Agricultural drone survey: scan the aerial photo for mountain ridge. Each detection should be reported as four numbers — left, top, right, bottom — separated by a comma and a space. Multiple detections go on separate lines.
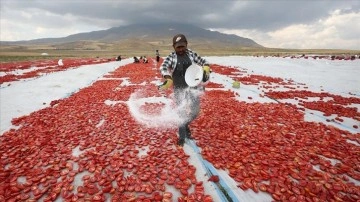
1, 23, 263, 49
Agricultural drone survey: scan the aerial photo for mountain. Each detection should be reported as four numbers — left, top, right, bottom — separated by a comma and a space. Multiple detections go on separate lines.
3, 23, 262, 47
1, 23, 264, 57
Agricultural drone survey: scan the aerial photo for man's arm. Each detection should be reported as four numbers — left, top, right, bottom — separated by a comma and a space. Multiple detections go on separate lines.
188, 49, 211, 83
159, 54, 174, 78
158, 54, 174, 90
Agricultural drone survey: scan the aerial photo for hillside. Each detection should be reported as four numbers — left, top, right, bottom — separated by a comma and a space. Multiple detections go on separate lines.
1, 23, 358, 61
0, 23, 266, 58
2, 23, 261, 47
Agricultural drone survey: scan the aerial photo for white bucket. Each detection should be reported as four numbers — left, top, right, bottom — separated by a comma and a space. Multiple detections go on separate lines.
185, 64, 203, 87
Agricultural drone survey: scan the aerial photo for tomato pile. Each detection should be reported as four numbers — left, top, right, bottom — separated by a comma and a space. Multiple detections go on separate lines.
195, 65, 359, 201
0, 60, 212, 202
0, 58, 113, 84
259, 55, 359, 60
0, 58, 359, 202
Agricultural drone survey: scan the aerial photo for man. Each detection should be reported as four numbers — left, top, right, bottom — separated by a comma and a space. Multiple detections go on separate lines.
156, 50, 160, 62
142, 56, 148, 63
158, 34, 211, 146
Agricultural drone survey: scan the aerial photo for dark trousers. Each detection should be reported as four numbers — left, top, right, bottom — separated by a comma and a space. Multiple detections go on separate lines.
174, 87, 201, 140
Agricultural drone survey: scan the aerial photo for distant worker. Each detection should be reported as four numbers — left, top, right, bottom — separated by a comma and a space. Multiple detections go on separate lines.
133, 56, 140, 63
116, 55, 121, 61
156, 50, 160, 62
143, 56, 148, 63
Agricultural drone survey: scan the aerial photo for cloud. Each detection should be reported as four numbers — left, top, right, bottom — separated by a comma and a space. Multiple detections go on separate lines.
213, 9, 360, 50
1, 0, 359, 50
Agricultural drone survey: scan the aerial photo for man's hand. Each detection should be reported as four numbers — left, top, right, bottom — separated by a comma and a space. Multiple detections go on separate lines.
202, 65, 211, 82
158, 77, 173, 90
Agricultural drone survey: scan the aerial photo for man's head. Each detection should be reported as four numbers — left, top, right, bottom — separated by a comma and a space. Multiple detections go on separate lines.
173, 34, 187, 55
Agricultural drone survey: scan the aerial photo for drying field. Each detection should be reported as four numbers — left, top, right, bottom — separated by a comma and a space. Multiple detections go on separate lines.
0, 56, 359, 202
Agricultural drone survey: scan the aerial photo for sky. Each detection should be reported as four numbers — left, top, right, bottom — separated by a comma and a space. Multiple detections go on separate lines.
1, 0, 359, 50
